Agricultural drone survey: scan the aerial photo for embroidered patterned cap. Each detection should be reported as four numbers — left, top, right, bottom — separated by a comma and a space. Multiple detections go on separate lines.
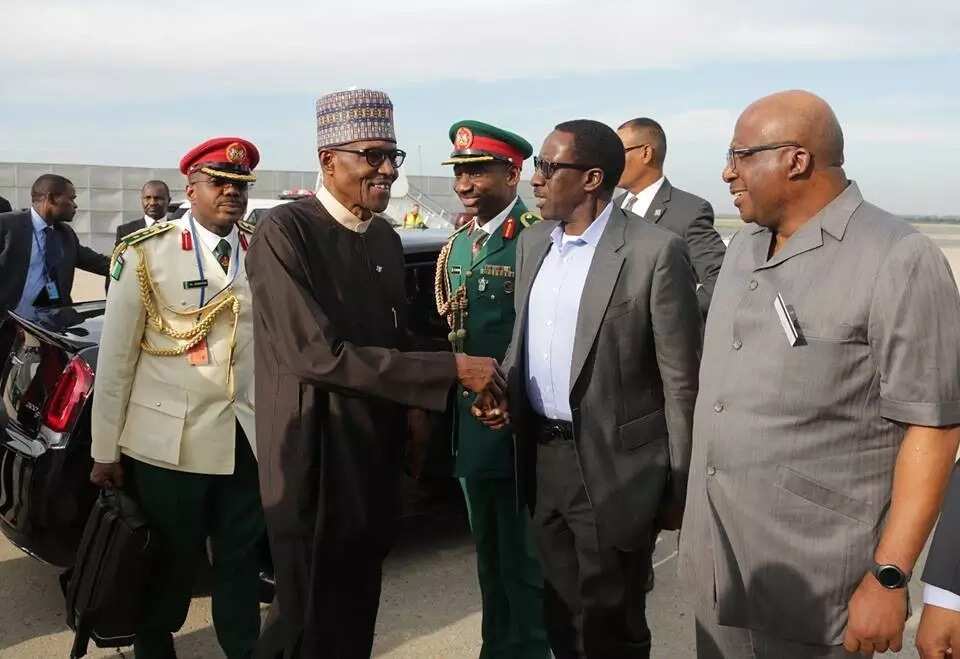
315, 88, 397, 151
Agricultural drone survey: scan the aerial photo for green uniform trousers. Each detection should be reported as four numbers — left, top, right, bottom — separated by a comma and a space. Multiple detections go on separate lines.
460, 477, 550, 659
125, 432, 264, 659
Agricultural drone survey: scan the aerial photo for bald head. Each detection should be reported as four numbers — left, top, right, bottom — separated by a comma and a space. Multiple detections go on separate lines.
737, 90, 844, 168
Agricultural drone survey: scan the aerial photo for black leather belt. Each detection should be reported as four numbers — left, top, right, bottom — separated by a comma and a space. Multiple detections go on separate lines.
532, 415, 574, 443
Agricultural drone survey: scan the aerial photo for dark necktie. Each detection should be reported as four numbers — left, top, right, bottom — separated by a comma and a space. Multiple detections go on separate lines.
214, 239, 231, 274
472, 231, 488, 256
43, 226, 63, 281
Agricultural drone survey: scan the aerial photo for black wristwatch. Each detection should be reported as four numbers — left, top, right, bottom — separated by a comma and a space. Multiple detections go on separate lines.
871, 563, 910, 589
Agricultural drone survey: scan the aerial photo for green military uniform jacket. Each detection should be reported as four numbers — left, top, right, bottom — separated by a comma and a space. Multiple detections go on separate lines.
445, 198, 537, 479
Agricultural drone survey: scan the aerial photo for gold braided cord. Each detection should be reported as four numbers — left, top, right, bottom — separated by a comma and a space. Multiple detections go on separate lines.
198, 166, 257, 182
133, 245, 240, 397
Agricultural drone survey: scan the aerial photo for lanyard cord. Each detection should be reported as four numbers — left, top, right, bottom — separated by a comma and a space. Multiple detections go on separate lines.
186, 213, 241, 308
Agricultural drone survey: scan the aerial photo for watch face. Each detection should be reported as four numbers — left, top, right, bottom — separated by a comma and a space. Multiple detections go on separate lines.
876, 565, 905, 588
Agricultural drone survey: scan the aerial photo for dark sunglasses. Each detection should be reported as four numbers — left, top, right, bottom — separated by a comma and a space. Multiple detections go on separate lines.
533, 156, 593, 180
330, 147, 406, 169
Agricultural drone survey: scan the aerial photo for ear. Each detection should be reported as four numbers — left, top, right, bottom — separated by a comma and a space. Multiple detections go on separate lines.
505, 164, 522, 187
185, 182, 197, 203
319, 150, 336, 177
787, 147, 814, 179
641, 144, 655, 166
583, 168, 605, 194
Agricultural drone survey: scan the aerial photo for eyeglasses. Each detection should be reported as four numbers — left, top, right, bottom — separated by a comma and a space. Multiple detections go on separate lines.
329, 147, 406, 169
533, 156, 593, 180
623, 144, 648, 154
726, 142, 802, 170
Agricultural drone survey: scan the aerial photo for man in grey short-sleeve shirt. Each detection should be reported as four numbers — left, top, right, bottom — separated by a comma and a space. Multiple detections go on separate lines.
680, 90, 960, 658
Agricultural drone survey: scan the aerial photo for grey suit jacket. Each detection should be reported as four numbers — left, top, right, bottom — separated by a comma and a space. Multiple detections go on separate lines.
503, 204, 703, 550
617, 179, 725, 316
924, 460, 960, 597
0, 210, 109, 317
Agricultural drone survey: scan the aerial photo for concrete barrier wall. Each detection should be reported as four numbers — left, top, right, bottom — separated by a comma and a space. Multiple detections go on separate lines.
0, 162, 536, 254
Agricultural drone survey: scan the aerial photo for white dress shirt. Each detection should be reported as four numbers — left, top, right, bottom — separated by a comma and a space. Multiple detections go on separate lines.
924, 583, 960, 612
190, 215, 240, 279
14, 209, 54, 317
621, 176, 665, 217
475, 196, 519, 236
143, 214, 158, 228
525, 203, 613, 421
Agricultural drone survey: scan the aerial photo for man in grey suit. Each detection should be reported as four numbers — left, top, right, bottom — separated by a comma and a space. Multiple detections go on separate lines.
917, 461, 960, 658
479, 119, 702, 658
616, 117, 726, 316
680, 90, 960, 658
0, 174, 109, 319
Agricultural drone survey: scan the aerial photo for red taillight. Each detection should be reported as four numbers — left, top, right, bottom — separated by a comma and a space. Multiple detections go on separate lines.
42, 356, 94, 433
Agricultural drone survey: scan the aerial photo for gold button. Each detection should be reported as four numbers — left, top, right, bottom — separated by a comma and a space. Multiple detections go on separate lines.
466, 270, 473, 277
155, 402, 162, 407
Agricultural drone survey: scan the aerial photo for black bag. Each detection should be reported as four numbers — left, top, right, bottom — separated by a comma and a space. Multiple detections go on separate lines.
62, 488, 152, 658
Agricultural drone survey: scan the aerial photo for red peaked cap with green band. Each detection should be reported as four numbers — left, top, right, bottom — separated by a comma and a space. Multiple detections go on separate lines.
442, 120, 533, 168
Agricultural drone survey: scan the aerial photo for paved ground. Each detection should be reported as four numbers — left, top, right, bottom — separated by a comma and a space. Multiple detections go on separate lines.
0, 220, 955, 657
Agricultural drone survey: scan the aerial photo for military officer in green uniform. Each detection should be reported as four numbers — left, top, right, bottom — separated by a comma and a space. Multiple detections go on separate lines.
436, 120, 548, 659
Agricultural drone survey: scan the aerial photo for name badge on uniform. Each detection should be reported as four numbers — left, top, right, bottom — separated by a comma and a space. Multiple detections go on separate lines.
773, 292, 803, 346
183, 279, 209, 290
186, 338, 210, 366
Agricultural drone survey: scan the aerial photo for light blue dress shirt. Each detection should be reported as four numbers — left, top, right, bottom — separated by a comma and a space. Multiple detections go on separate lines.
14, 209, 52, 317
525, 202, 613, 421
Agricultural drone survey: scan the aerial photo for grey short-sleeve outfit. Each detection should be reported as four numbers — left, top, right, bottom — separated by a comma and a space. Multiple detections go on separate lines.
679, 182, 960, 650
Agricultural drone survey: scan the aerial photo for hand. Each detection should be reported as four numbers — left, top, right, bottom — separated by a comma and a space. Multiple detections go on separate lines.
455, 354, 505, 399
842, 571, 907, 655
916, 603, 960, 658
405, 408, 432, 480
471, 391, 510, 430
90, 461, 125, 488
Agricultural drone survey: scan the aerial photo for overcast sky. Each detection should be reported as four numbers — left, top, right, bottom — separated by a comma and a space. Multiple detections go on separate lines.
2, 0, 958, 215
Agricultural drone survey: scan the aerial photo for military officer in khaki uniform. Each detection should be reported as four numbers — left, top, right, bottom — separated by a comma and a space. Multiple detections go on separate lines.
90, 137, 263, 659
436, 120, 548, 659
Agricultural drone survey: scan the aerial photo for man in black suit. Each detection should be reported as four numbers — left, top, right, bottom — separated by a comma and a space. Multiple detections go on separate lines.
480, 120, 702, 658
0, 195, 11, 213
616, 117, 726, 316
115, 179, 170, 244
0, 174, 109, 318
917, 460, 960, 657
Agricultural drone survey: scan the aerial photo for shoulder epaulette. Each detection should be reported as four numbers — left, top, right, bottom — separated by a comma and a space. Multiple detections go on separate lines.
125, 221, 177, 247
519, 211, 540, 228
238, 219, 256, 235
110, 222, 176, 281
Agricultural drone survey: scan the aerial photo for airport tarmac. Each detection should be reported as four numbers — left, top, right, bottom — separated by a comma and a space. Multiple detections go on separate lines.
0, 219, 953, 657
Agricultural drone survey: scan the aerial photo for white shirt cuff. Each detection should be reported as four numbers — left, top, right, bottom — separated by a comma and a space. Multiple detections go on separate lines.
923, 583, 960, 612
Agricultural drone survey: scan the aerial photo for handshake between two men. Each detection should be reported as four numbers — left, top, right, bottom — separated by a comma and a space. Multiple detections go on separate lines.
454, 354, 510, 430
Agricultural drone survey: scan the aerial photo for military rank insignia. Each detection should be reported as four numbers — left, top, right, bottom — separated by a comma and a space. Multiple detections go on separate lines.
503, 217, 517, 240
519, 211, 539, 228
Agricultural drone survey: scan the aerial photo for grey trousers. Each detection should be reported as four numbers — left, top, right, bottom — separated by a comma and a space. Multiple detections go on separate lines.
695, 613, 860, 659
